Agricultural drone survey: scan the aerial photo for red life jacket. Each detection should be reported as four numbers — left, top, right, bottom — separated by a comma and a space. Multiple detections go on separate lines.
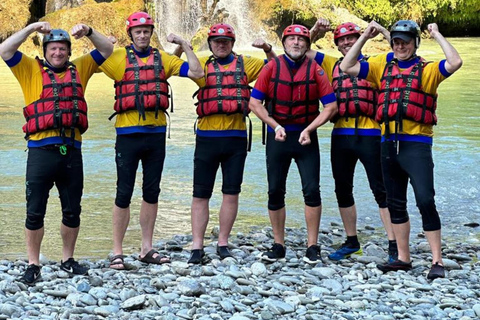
22, 58, 88, 140
195, 55, 251, 117
377, 57, 437, 134
113, 46, 170, 120
266, 55, 320, 125
332, 57, 377, 123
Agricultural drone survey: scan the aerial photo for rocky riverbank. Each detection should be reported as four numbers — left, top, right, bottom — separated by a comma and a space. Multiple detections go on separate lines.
1, 225, 479, 320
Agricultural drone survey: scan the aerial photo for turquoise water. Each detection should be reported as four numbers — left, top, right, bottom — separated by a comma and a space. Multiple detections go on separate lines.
0, 38, 479, 260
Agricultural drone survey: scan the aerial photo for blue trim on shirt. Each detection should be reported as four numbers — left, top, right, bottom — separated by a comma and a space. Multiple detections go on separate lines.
439, 60, 450, 78
116, 125, 166, 135
320, 92, 336, 105
267, 124, 307, 132
90, 49, 106, 66
283, 54, 305, 69
314, 52, 325, 65
131, 45, 151, 58
196, 129, 247, 138
386, 52, 395, 62
397, 56, 421, 69
381, 134, 432, 145
332, 128, 381, 136
263, 59, 268, 65
216, 53, 234, 65
27, 137, 81, 149
358, 61, 369, 79
4, 51, 23, 67
251, 88, 265, 101
179, 62, 189, 77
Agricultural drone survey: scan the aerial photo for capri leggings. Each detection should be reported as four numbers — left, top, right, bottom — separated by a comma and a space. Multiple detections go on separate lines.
193, 136, 247, 199
114, 133, 166, 208
331, 134, 387, 208
25, 146, 83, 230
381, 140, 440, 231
266, 130, 321, 211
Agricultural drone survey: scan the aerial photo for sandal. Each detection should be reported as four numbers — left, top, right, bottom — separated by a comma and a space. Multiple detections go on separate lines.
139, 249, 170, 265
109, 254, 126, 270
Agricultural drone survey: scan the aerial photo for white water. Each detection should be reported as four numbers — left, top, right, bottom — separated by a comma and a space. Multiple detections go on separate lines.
153, 0, 269, 51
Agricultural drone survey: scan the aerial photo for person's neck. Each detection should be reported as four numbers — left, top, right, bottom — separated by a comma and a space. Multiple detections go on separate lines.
44, 59, 67, 73
283, 53, 305, 68
131, 44, 151, 58
213, 53, 234, 65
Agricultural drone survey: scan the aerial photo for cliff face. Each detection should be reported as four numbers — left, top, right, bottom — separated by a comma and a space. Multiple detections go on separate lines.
0, 0, 162, 58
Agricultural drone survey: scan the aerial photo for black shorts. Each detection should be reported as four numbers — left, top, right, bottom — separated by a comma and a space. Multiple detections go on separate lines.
193, 136, 247, 199
331, 134, 387, 208
25, 146, 83, 230
266, 131, 321, 210
381, 140, 440, 231
114, 133, 166, 208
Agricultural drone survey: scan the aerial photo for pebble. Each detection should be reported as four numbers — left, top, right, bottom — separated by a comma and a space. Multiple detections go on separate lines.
1, 226, 479, 319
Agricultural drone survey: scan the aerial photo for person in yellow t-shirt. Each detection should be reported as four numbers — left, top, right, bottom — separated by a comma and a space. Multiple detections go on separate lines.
0, 21, 113, 284
307, 19, 397, 263
186, 23, 276, 264
98, 12, 204, 270
340, 20, 462, 280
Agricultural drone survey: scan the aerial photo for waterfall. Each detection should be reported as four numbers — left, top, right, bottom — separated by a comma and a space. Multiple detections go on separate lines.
153, 0, 270, 52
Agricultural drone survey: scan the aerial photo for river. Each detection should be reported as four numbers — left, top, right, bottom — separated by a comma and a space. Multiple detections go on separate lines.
0, 38, 479, 261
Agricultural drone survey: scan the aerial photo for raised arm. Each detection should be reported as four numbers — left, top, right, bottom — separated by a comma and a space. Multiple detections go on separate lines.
0, 22, 51, 60
370, 20, 390, 43
428, 23, 462, 73
340, 21, 380, 76
70, 24, 113, 59
167, 33, 204, 79
309, 18, 331, 43
252, 38, 277, 60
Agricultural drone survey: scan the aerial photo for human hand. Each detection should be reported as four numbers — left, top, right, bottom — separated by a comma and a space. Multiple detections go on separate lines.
31, 22, 51, 34
428, 23, 440, 38
71, 24, 90, 39
298, 130, 311, 145
275, 127, 287, 142
363, 21, 381, 39
167, 33, 193, 49
252, 39, 269, 50
313, 18, 331, 32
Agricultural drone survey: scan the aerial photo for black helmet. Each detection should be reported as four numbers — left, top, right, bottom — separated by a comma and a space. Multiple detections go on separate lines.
390, 20, 421, 48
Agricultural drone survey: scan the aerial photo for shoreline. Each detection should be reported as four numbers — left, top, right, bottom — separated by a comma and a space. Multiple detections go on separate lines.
1, 226, 479, 319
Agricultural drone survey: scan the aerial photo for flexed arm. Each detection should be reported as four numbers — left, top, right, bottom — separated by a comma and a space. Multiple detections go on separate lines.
0, 22, 51, 60
70, 24, 113, 59
167, 33, 204, 79
252, 38, 277, 60
428, 23, 462, 73
340, 21, 380, 76
310, 18, 331, 43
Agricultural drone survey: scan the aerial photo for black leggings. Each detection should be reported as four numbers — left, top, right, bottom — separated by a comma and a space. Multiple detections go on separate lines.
114, 133, 166, 208
381, 140, 440, 231
266, 131, 321, 210
331, 134, 387, 208
25, 146, 83, 230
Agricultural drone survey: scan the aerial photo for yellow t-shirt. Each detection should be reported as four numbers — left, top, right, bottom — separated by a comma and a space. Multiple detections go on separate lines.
193, 54, 266, 136
99, 47, 187, 133
363, 53, 447, 139
7, 51, 100, 147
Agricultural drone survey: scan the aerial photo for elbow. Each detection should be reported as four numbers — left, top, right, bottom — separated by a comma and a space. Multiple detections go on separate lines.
193, 69, 204, 79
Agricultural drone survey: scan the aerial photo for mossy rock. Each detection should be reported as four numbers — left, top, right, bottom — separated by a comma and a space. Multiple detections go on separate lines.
0, 0, 33, 42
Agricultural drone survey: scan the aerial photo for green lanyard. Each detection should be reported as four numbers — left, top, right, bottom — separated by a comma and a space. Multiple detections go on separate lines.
59, 145, 67, 156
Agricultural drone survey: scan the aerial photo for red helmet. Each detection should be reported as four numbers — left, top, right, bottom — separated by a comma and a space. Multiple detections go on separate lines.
208, 23, 236, 41
126, 12, 154, 33
333, 22, 361, 45
282, 24, 310, 44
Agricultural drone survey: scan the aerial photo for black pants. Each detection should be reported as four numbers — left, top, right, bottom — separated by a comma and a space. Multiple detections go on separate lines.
25, 146, 83, 230
266, 131, 321, 210
331, 134, 387, 208
114, 133, 166, 208
381, 140, 440, 231
193, 136, 247, 199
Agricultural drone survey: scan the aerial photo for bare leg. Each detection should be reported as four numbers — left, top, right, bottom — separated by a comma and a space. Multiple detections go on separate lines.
392, 221, 411, 262
379, 207, 396, 241
191, 197, 210, 250
268, 207, 286, 245
218, 194, 239, 247
305, 205, 321, 247
25, 227, 44, 265
425, 229, 443, 265
139, 200, 158, 257
112, 204, 130, 257
338, 205, 357, 237
60, 224, 80, 261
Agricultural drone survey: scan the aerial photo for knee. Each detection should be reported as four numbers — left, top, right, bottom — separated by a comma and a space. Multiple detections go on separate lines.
335, 191, 354, 208
143, 186, 160, 204
304, 187, 321, 207
268, 189, 285, 211
62, 211, 80, 228
222, 185, 241, 195
115, 186, 134, 208
25, 212, 45, 230
193, 185, 213, 199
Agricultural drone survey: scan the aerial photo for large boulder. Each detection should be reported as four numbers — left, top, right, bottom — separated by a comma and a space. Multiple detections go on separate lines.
0, 0, 34, 43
